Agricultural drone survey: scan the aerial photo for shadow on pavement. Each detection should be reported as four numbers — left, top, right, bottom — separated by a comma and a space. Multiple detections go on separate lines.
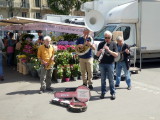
6, 90, 40, 95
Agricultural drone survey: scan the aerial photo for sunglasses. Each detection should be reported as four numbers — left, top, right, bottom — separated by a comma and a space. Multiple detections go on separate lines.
105, 37, 111, 39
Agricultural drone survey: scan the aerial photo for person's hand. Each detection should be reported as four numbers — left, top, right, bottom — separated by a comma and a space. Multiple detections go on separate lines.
98, 49, 103, 55
77, 44, 84, 48
85, 41, 92, 46
125, 49, 130, 54
42, 60, 48, 66
104, 46, 109, 51
51, 57, 54, 61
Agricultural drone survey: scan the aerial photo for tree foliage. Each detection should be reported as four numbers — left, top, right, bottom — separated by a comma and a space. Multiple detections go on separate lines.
47, 0, 93, 15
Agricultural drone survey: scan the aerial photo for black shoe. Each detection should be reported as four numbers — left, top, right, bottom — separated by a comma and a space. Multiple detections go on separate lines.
88, 85, 93, 90
83, 83, 87, 86
127, 86, 132, 90
39, 90, 44, 94
46, 87, 54, 91
100, 94, 105, 99
115, 85, 119, 87
111, 94, 116, 100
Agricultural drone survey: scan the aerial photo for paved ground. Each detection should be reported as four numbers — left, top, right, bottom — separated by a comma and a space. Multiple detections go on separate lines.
0, 62, 160, 120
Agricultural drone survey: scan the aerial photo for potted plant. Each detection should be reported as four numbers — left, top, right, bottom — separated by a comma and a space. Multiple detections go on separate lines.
57, 65, 63, 83
63, 65, 71, 82
71, 64, 79, 81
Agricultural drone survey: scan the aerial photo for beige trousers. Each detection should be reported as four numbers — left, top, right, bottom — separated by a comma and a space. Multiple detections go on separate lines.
79, 58, 93, 85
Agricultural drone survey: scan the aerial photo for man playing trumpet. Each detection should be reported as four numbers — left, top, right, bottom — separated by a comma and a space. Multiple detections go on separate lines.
75, 28, 95, 90
37, 36, 55, 94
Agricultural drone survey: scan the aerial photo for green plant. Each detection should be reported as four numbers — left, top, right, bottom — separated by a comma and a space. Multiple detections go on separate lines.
71, 64, 80, 77
62, 34, 79, 41
51, 36, 64, 42
64, 65, 71, 78
57, 65, 63, 79
30, 57, 41, 70
20, 33, 35, 41
55, 51, 72, 65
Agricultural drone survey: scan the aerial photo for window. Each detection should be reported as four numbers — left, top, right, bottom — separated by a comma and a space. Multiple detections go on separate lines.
22, 12, 27, 17
10, 12, 13, 17
35, 12, 41, 19
116, 26, 130, 40
21, 0, 26, 7
35, 0, 41, 7
94, 25, 116, 41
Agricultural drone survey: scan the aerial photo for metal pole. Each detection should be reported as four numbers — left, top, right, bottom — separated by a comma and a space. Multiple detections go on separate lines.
40, 5, 42, 19
138, 0, 142, 71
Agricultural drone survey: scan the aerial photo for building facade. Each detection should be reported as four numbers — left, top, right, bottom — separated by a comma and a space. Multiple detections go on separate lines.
0, 0, 54, 19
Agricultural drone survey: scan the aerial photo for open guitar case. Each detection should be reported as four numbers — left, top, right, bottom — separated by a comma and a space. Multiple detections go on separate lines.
51, 86, 89, 113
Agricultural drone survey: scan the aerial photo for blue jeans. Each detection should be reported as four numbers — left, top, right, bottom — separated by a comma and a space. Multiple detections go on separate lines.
0, 53, 3, 77
7, 53, 14, 66
115, 61, 131, 87
99, 63, 115, 95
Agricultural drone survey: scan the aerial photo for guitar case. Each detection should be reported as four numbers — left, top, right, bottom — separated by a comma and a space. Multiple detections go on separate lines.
51, 86, 90, 112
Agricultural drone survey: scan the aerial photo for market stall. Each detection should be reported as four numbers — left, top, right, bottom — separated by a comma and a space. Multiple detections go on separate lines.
0, 16, 91, 82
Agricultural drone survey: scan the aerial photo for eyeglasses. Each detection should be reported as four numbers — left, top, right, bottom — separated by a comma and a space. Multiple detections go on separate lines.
105, 37, 111, 39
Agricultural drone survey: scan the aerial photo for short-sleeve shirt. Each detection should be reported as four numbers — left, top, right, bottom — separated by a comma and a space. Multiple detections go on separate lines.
76, 36, 93, 59
97, 41, 118, 64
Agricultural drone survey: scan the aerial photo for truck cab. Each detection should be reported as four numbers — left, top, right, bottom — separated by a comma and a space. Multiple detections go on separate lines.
94, 24, 136, 46
94, 23, 137, 64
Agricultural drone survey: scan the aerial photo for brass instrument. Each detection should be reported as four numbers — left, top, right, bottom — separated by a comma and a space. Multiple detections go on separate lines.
45, 47, 55, 70
45, 59, 54, 70
76, 36, 93, 56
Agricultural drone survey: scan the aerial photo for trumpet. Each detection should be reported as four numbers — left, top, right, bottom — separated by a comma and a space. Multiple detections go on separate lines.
98, 43, 107, 63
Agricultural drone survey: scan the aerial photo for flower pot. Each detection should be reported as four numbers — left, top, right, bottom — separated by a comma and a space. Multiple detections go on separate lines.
73, 77, 78, 81
36, 68, 41, 78
79, 75, 82, 80
57, 78, 62, 83
65, 78, 70, 82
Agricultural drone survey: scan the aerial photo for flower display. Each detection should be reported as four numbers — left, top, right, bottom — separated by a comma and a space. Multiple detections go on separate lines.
17, 55, 27, 59
30, 57, 41, 70
57, 65, 63, 79
57, 45, 76, 52
57, 41, 76, 45
63, 65, 71, 78
71, 64, 80, 77
23, 44, 34, 54
15, 33, 81, 82
57, 45, 67, 51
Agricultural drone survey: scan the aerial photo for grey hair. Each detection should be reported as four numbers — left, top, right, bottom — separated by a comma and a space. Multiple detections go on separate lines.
83, 28, 90, 31
116, 36, 124, 41
104, 30, 112, 38
44, 36, 51, 41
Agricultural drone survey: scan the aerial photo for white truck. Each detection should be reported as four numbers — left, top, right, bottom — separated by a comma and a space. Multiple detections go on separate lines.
42, 14, 85, 25
83, 0, 160, 69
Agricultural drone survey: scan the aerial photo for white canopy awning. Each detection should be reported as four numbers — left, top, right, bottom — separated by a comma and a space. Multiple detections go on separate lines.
0, 16, 87, 35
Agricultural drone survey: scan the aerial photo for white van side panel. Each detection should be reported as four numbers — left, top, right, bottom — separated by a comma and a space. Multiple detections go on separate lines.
141, 1, 160, 51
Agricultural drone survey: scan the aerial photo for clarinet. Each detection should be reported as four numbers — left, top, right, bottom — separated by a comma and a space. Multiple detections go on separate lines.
98, 43, 107, 63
